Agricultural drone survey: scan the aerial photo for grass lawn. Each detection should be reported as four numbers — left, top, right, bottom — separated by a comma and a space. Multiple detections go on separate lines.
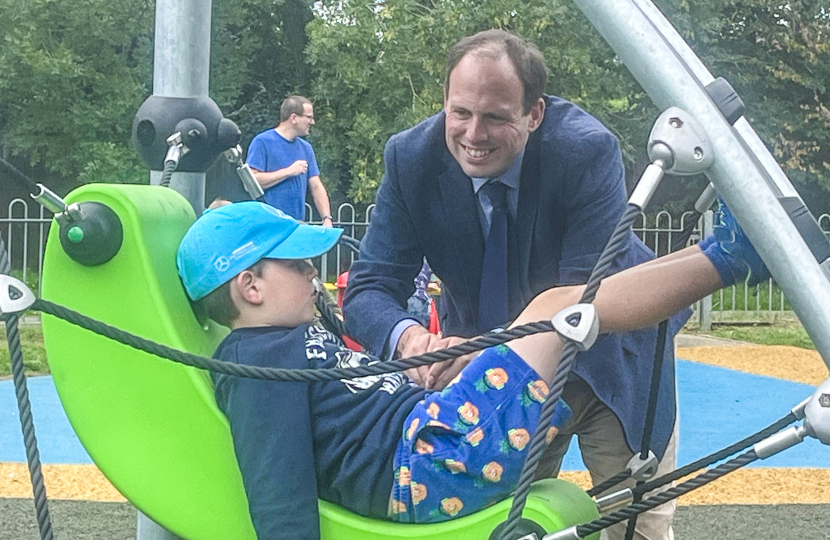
711, 281, 791, 312
0, 324, 50, 378
699, 322, 814, 350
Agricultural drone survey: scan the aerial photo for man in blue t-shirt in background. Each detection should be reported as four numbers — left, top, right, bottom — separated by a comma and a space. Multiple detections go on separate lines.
247, 95, 334, 227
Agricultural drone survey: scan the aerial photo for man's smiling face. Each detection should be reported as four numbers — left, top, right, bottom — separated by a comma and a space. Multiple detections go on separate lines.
444, 49, 544, 179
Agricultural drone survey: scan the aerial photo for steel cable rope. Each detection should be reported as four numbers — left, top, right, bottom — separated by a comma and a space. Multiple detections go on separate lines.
337, 234, 361, 254
586, 208, 707, 501
159, 159, 178, 188
586, 469, 633, 498
1, 233, 55, 540
671, 211, 703, 252
315, 281, 349, 339
632, 411, 796, 497
1, 156, 41, 197
314, 232, 361, 341
575, 451, 758, 539
591, 205, 790, 505
622, 321, 669, 540
499, 204, 641, 540
31, 297, 556, 381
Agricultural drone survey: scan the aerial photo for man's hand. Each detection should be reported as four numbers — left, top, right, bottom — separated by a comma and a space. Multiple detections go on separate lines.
397, 327, 479, 390
424, 336, 478, 390
397, 325, 443, 387
288, 160, 309, 176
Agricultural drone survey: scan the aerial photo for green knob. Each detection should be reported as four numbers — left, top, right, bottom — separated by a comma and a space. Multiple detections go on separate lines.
67, 226, 85, 243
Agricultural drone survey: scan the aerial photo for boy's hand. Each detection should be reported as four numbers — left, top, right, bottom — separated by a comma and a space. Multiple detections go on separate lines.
701, 198, 770, 286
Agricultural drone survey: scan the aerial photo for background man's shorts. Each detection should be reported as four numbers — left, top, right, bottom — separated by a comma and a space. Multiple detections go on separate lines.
390, 344, 572, 523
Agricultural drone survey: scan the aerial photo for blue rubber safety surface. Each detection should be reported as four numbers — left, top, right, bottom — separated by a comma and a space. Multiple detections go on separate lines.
1, 360, 829, 467
0, 376, 91, 464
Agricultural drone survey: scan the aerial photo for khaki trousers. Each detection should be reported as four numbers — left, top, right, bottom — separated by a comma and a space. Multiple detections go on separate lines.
536, 378, 678, 540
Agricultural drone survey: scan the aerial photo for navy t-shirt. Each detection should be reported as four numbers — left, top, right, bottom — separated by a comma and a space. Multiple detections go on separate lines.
246, 129, 320, 220
212, 324, 426, 540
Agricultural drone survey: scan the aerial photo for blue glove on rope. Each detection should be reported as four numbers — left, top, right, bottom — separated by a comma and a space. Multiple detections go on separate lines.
700, 198, 771, 287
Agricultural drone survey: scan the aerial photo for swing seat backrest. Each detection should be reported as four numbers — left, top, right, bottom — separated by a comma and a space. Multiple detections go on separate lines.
41, 184, 600, 540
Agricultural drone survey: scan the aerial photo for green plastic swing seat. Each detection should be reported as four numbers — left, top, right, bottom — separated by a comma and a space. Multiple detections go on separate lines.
40, 184, 600, 540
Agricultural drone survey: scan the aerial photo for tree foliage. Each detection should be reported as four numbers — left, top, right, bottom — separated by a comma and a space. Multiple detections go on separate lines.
0, 0, 826, 214
212, 0, 315, 142
306, 0, 652, 204
0, 0, 313, 196
0, 0, 154, 190
658, 0, 830, 206
307, 0, 830, 212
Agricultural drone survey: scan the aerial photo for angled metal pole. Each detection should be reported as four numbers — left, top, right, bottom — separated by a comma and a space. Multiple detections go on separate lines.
138, 1, 212, 538
572, 0, 830, 369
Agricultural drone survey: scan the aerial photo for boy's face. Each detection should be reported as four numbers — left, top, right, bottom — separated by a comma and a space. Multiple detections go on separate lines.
257, 259, 319, 327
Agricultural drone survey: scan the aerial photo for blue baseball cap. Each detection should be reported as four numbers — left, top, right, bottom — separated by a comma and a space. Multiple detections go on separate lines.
177, 201, 343, 301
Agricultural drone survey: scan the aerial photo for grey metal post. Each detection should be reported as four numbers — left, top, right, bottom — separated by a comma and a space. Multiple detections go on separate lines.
147, 0, 212, 216
138, 0, 212, 538
572, 0, 830, 369
699, 211, 713, 331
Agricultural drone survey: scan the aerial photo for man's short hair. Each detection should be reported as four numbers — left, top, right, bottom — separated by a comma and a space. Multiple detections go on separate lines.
280, 95, 312, 123
445, 29, 547, 115
194, 260, 268, 328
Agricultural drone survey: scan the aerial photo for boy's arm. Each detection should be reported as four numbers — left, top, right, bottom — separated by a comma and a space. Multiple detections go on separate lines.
509, 245, 726, 381
218, 375, 320, 539
510, 201, 766, 381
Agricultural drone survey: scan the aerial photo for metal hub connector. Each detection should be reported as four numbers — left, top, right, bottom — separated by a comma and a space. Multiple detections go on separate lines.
551, 304, 599, 351
647, 107, 714, 176
804, 378, 830, 444
0, 275, 36, 317
630, 107, 715, 210
626, 450, 659, 482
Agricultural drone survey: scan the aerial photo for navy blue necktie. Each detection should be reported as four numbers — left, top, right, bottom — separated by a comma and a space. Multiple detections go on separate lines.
478, 181, 509, 332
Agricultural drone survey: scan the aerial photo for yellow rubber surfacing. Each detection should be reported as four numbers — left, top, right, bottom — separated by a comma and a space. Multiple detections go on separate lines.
3, 342, 827, 505
677, 345, 829, 386
2, 465, 829, 506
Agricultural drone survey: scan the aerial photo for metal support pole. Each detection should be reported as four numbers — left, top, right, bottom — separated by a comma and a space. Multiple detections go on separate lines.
572, 0, 830, 369
138, 0, 212, 538
148, 0, 212, 216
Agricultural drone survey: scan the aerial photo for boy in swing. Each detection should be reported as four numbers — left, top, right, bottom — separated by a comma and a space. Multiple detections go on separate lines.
176, 200, 767, 540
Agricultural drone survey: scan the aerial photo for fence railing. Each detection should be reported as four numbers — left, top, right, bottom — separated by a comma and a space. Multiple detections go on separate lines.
2, 198, 825, 326
1, 199, 52, 296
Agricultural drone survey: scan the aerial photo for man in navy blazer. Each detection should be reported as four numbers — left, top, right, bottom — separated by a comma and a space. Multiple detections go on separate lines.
343, 29, 687, 540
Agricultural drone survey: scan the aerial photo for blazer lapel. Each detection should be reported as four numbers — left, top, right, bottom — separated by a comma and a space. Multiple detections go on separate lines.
515, 127, 543, 298
438, 149, 483, 313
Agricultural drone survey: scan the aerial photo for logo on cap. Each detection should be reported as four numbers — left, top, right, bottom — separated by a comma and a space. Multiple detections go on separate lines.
214, 256, 230, 272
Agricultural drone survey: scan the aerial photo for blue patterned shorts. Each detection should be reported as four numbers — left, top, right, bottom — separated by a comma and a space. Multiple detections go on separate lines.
389, 345, 572, 523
